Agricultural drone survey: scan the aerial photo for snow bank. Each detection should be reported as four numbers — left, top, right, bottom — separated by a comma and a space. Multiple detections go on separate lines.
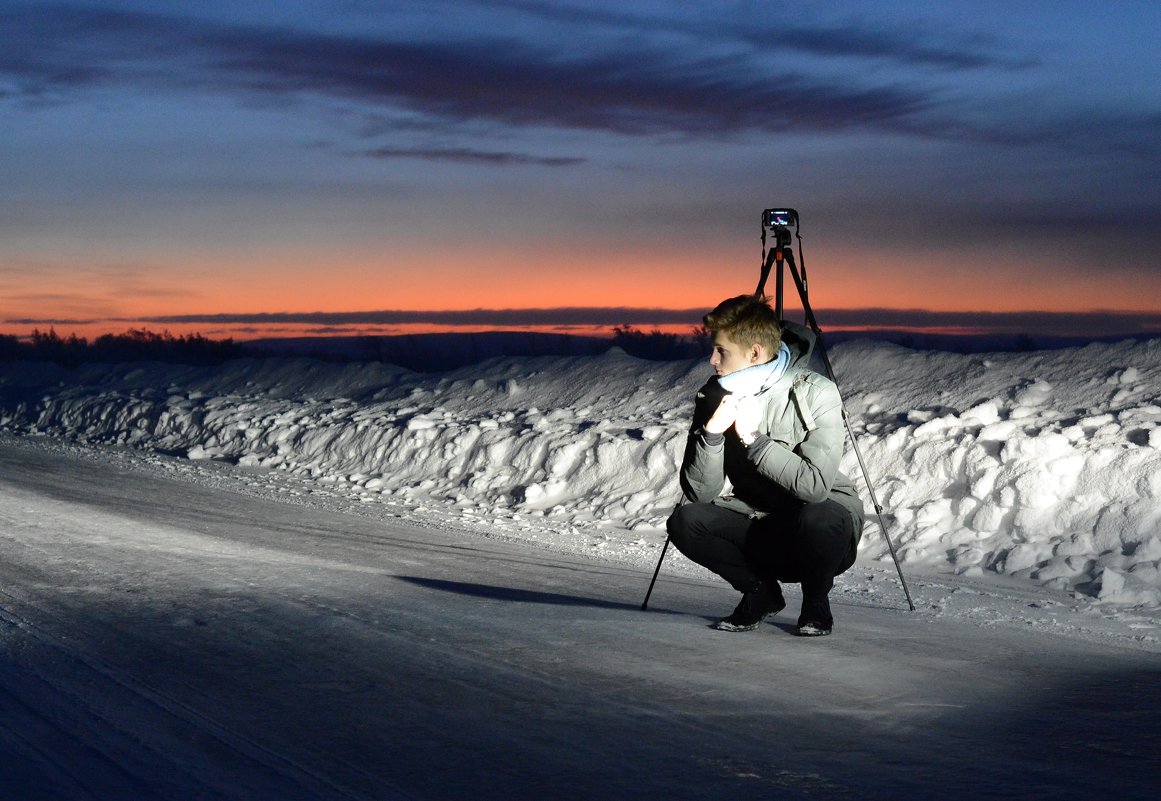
2, 338, 1159, 606
833, 340, 1161, 607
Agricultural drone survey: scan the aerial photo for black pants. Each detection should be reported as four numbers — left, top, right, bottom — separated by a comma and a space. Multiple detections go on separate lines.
667, 501, 859, 627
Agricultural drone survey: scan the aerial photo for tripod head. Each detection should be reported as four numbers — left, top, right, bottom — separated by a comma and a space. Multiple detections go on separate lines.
761, 208, 797, 250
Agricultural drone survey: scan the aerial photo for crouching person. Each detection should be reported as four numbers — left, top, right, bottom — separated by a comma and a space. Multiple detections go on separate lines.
668, 294, 864, 636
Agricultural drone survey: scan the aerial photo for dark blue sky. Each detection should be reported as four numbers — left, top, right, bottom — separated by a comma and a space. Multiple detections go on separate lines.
2, 0, 1159, 338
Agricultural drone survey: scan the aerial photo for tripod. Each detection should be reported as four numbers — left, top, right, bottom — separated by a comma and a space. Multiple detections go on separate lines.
641, 209, 916, 612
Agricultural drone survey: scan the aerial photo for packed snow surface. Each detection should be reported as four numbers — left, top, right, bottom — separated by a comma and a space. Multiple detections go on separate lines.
5, 440, 1158, 800
2, 337, 1159, 609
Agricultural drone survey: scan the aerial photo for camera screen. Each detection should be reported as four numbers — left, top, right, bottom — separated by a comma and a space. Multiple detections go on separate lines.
763, 208, 797, 228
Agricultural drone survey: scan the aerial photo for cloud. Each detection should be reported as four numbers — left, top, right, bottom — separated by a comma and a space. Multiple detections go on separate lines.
4, 3, 1155, 181
814, 308, 1161, 337
768, 22, 1037, 72
135, 307, 708, 327
360, 147, 584, 166
202, 25, 936, 139
497, 2, 1036, 71
0, 4, 939, 139
6, 2, 1152, 159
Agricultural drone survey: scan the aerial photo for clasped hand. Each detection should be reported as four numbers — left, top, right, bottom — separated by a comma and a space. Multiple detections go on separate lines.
704, 394, 762, 439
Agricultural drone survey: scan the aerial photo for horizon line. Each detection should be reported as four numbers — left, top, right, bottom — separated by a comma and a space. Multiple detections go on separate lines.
8, 306, 1161, 328
9, 304, 1161, 334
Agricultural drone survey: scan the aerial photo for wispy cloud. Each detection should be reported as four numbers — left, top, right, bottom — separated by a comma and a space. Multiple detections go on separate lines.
360, 147, 584, 166
814, 308, 1161, 337
5, 2, 1153, 160
136, 308, 708, 327
496, 1, 1036, 71
768, 21, 1037, 71
0, 4, 957, 140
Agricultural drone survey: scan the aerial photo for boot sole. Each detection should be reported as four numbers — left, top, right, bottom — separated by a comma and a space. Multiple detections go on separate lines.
713, 618, 764, 632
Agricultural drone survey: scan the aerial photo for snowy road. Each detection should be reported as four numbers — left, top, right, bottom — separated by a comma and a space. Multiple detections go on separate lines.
1, 440, 1158, 800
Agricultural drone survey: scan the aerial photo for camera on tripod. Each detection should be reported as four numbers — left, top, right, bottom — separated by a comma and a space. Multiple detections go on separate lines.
761, 208, 797, 230
762, 208, 797, 248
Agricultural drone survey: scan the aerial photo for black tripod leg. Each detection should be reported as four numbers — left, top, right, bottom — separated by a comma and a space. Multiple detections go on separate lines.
640, 532, 672, 610
842, 408, 917, 611
784, 252, 916, 611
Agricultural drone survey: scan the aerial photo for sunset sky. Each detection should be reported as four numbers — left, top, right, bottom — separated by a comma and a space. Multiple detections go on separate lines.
2, 0, 1159, 340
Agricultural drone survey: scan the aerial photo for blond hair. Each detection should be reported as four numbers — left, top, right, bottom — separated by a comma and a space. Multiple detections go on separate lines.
703, 295, 781, 353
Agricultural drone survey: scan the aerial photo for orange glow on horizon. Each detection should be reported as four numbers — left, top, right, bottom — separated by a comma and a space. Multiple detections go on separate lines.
4, 238, 1159, 342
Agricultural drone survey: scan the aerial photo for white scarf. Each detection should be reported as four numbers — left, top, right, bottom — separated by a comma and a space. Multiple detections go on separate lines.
716, 343, 791, 396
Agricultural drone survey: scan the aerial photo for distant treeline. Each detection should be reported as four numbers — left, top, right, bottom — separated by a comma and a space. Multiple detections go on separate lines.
9, 324, 1141, 369
611, 325, 709, 360
0, 325, 708, 368
0, 328, 246, 367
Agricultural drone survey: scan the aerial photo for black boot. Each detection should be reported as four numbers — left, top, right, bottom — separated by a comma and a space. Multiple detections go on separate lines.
796, 595, 834, 636
714, 581, 785, 632
795, 621, 832, 637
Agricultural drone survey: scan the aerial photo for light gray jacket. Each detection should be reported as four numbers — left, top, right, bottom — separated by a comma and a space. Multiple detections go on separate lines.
679, 322, 865, 537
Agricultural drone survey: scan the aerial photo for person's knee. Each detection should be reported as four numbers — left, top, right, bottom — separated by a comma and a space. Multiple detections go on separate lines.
794, 503, 838, 533
836, 541, 857, 575
793, 502, 856, 560
667, 502, 722, 553
666, 503, 697, 549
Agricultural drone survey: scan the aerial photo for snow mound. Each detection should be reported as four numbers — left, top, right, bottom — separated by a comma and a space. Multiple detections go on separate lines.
2, 338, 1158, 607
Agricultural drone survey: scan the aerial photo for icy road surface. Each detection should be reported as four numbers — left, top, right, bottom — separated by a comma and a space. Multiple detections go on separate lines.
1, 438, 1158, 800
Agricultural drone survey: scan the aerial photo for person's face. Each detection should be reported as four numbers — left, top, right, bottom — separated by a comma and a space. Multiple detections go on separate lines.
709, 331, 758, 376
